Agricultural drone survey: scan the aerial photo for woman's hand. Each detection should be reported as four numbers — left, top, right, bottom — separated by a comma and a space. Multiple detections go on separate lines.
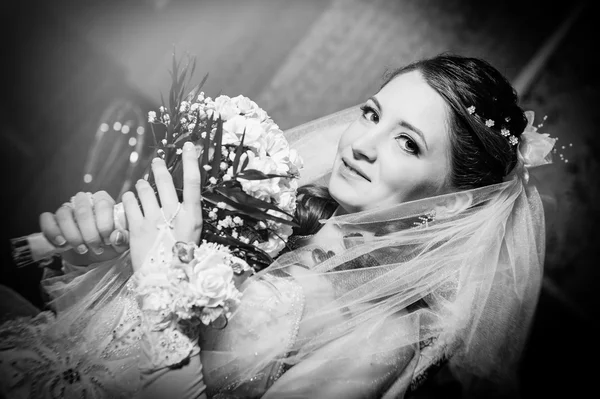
123, 141, 203, 272
39, 191, 129, 266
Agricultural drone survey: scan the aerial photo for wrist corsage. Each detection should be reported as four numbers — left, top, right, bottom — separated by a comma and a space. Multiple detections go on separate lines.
132, 240, 249, 328
131, 240, 250, 369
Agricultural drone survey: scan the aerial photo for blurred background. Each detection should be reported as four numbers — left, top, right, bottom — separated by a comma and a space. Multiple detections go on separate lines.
0, 0, 598, 397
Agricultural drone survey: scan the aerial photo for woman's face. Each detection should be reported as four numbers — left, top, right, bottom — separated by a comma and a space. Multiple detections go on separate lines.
329, 70, 453, 214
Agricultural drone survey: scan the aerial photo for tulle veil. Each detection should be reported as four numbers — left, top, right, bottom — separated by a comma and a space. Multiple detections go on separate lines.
34, 105, 545, 398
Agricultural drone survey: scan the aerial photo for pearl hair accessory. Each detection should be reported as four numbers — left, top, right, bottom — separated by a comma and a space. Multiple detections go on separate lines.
466, 106, 519, 146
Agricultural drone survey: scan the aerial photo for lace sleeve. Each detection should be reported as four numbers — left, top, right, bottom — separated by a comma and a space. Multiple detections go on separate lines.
135, 296, 201, 371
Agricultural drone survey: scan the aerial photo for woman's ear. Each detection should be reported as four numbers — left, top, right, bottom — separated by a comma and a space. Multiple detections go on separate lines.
434, 191, 473, 219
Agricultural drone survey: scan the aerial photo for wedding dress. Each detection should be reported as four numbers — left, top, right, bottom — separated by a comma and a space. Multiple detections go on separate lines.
0, 107, 550, 398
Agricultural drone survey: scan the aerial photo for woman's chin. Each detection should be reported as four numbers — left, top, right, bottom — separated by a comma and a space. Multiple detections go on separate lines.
328, 180, 359, 214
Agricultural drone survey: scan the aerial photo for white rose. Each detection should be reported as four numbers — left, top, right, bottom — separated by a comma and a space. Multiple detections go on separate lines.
288, 149, 304, 174
252, 107, 269, 122
214, 95, 240, 121
231, 95, 256, 114
277, 190, 297, 214
242, 118, 267, 147
256, 235, 286, 258
190, 256, 234, 307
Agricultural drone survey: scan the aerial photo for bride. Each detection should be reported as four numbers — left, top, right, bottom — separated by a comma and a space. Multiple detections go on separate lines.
0, 54, 555, 398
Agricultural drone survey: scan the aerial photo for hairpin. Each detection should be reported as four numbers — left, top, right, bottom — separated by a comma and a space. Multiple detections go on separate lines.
466, 106, 519, 146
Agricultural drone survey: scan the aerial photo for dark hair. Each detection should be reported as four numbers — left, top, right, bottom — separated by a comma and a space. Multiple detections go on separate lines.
293, 53, 527, 234
292, 184, 338, 236
383, 53, 527, 189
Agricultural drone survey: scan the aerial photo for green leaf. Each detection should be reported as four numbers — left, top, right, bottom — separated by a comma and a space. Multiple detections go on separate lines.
214, 186, 295, 219
210, 118, 224, 179
201, 231, 273, 264
232, 130, 247, 173
200, 122, 212, 187
204, 190, 297, 227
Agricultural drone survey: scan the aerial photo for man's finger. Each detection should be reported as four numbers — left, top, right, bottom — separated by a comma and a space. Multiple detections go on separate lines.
92, 191, 116, 245
73, 192, 104, 255
109, 229, 129, 254
55, 204, 87, 254
40, 212, 67, 247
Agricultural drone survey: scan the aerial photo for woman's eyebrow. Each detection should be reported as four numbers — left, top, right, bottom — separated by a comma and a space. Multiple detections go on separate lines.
369, 96, 429, 151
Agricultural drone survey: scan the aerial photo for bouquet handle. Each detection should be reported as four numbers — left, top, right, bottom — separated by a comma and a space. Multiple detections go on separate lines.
10, 203, 128, 268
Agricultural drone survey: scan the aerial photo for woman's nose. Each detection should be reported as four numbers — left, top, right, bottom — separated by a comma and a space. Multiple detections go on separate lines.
350, 129, 379, 162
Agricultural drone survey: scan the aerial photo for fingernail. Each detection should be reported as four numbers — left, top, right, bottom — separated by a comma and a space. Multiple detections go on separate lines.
103, 237, 112, 245
114, 231, 124, 246
152, 157, 162, 163
55, 235, 66, 246
92, 247, 104, 255
77, 244, 88, 254
184, 141, 194, 150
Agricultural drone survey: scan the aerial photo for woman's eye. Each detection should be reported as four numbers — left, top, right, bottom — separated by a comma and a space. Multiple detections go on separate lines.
396, 135, 419, 155
360, 105, 379, 123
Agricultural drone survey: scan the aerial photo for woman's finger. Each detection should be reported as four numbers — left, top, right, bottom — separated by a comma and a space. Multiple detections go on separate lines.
92, 191, 116, 246
122, 191, 143, 230
151, 157, 179, 211
40, 212, 67, 247
109, 229, 129, 254
55, 204, 87, 254
182, 141, 202, 214
72, 192, 104, 255
135, 179, 160, 218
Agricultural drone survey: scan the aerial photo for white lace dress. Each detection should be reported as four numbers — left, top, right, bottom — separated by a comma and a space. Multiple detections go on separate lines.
0, 254, 308, 399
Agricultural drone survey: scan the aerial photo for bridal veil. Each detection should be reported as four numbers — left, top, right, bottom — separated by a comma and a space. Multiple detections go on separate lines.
2, 106, 547, 398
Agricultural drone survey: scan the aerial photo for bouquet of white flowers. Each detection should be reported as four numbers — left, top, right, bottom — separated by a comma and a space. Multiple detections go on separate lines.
146, 53, 303, 272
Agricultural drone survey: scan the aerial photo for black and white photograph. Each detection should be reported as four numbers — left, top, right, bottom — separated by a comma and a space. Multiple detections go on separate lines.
0, 1, 597, 398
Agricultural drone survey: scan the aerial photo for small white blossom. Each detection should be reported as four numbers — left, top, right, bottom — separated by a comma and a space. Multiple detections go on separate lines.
467, 106, 476, 115
161, 139, 167, 146
501, 128, 510, 137
148, 111, 157, 123
231, 230, 238, 239
203, 165, 212, 171
209, 177, 218, 185
201, 132, 207, 139
485, 119, 495, 127
176, 148, 183, 155
220, 162, 228, 171
188, 123, 196, 132
233, 216, 243, 225
217, 202, 226, 209
159, 106, 166, 113
209, 211, 217, 220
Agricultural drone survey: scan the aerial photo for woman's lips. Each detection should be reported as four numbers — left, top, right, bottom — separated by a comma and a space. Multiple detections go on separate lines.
341, 159, 371, 182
